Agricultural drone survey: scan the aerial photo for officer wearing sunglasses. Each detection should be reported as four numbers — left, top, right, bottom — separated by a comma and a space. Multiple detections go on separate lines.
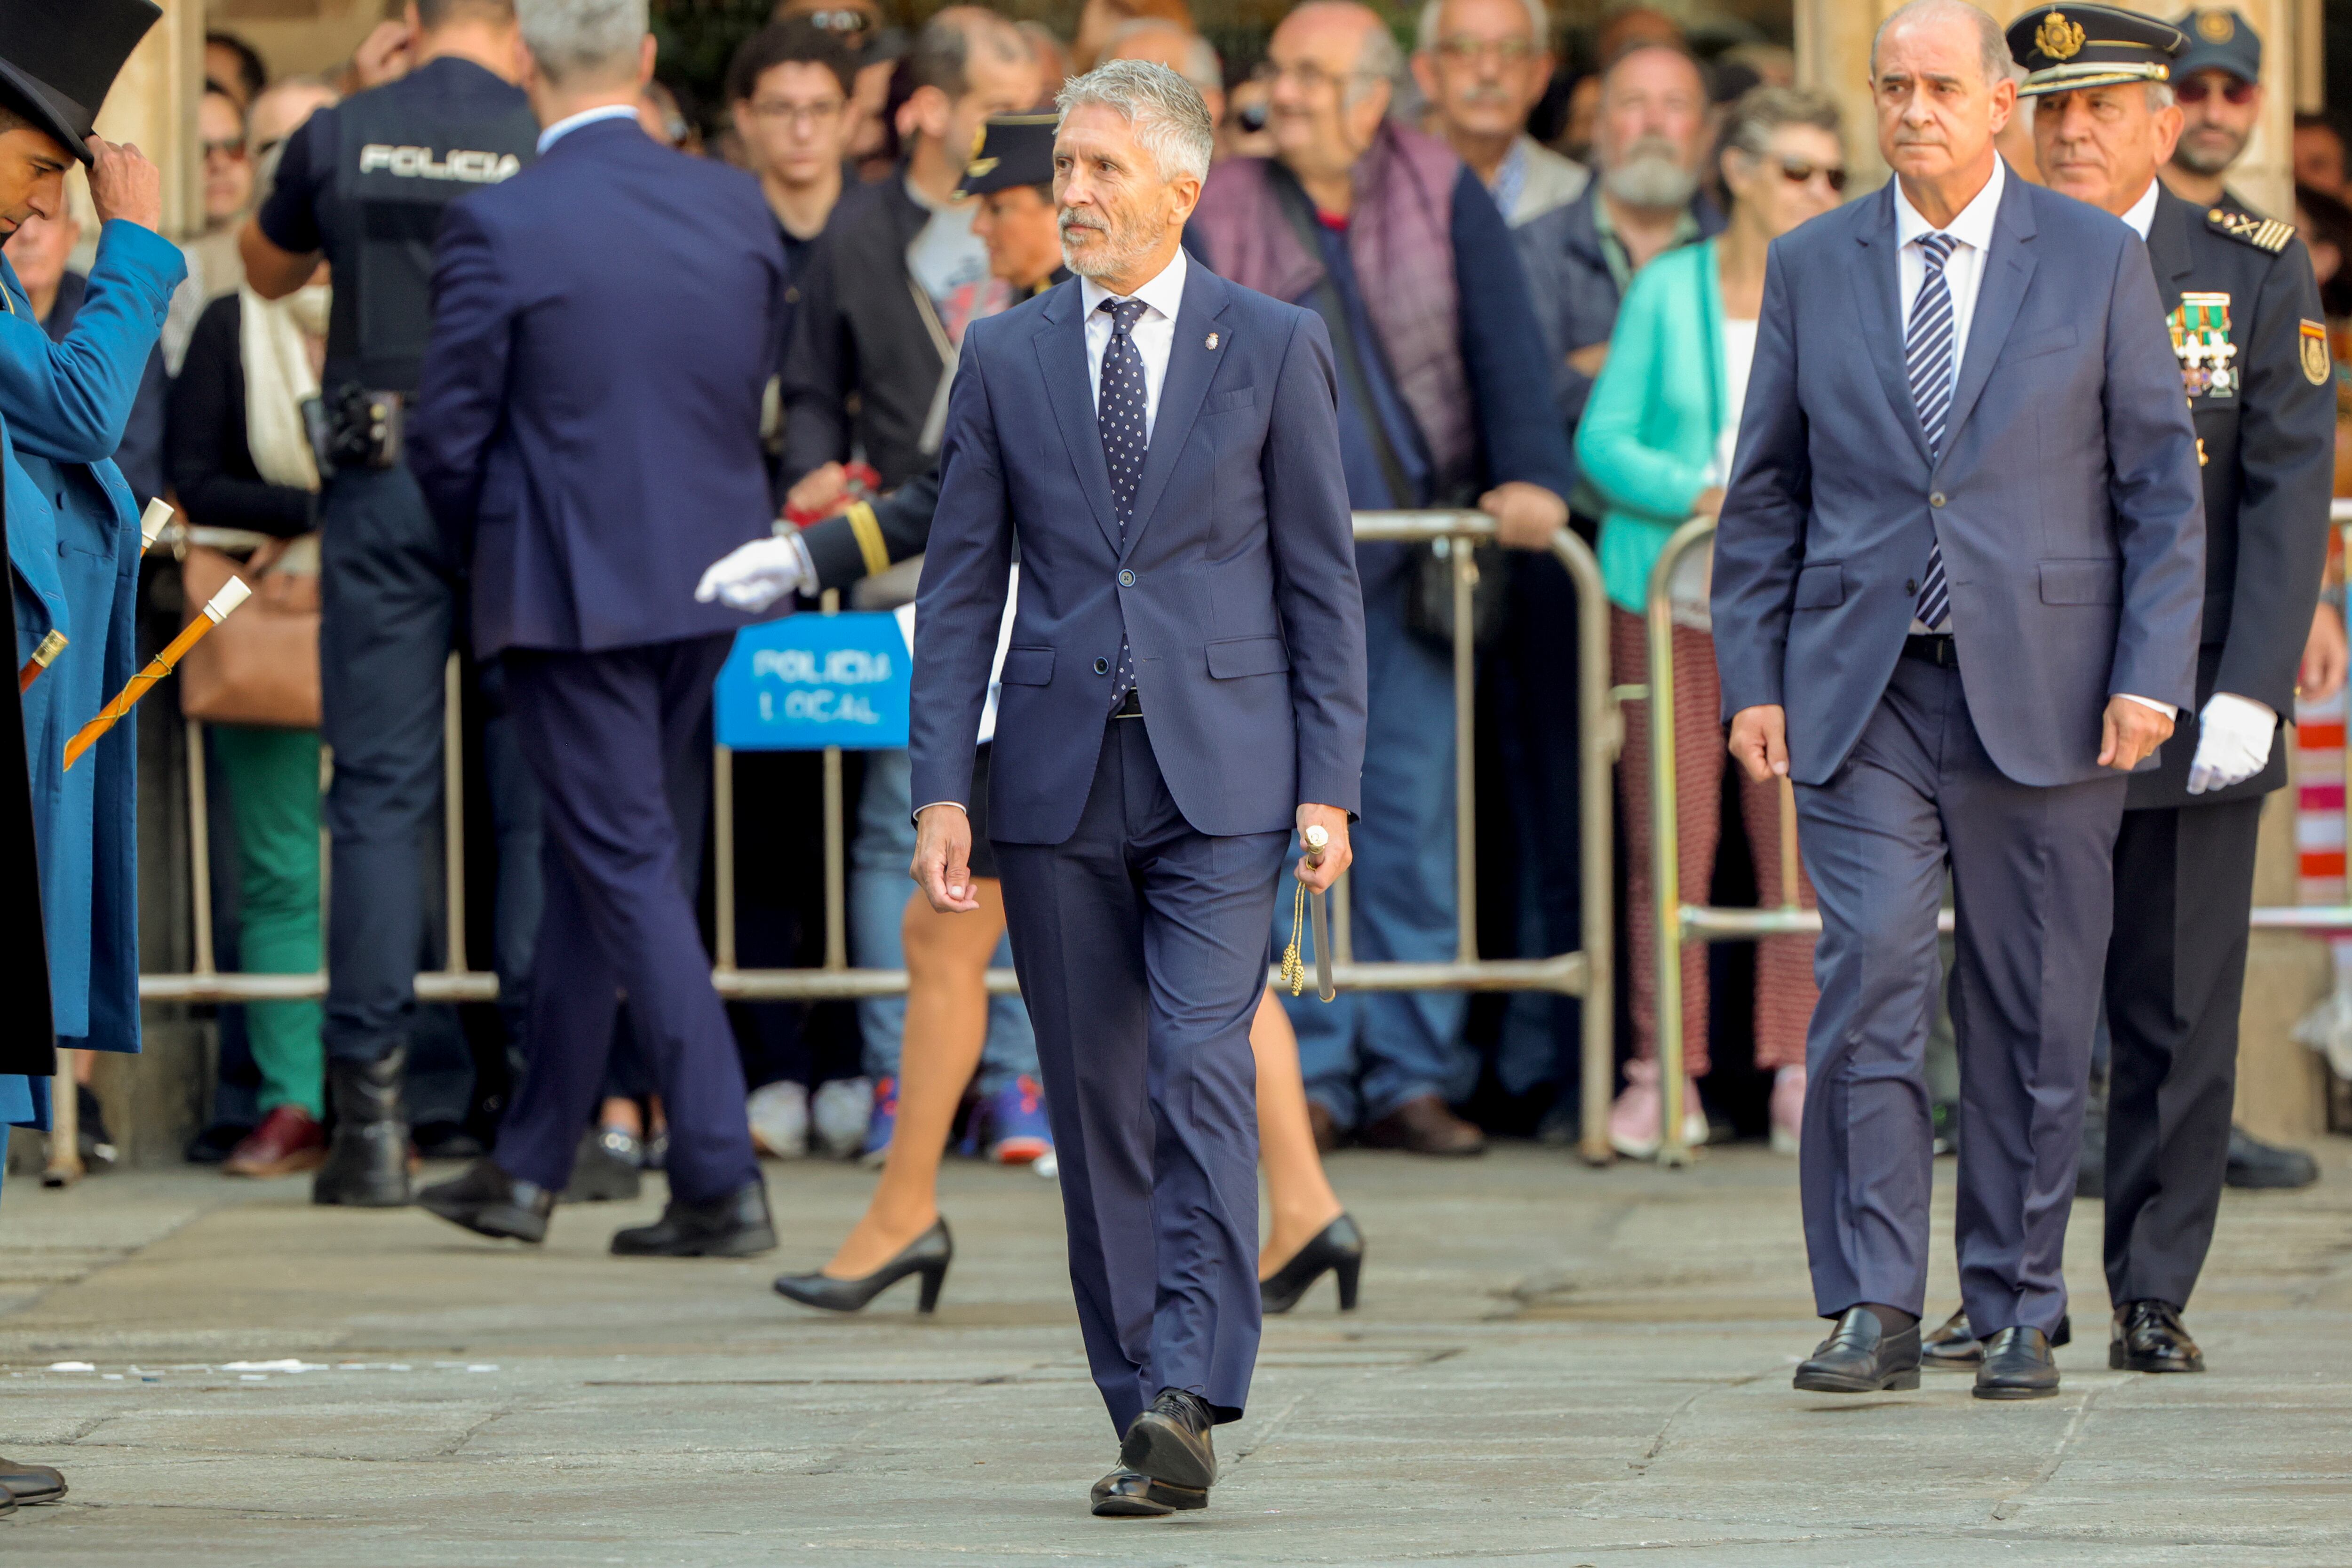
2163, 8, 2264, 215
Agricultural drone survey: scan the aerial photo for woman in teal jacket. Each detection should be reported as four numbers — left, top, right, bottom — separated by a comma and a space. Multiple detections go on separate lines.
1575, 88, 1844, 1161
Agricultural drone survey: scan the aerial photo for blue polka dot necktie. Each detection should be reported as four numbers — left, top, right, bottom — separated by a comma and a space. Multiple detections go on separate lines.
1098, 296, 1148, 710
1908, 230, 1957, 632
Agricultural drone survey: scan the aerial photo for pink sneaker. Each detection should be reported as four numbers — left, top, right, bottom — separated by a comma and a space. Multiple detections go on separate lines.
1608, 1058, 1708, 1159
1770, 1064, 1806, 1155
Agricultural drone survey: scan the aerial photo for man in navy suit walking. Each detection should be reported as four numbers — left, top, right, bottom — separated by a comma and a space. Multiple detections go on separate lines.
405, 0, 791, 1258
908, 60, 1366, 1515
1711, 0, 2205, 1401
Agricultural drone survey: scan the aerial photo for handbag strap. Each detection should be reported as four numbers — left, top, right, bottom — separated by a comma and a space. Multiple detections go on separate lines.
1264, 162, 1415, 510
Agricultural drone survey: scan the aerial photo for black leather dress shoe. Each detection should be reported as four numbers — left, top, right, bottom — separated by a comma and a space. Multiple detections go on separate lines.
0, 1457, 64, 1504
1259, 1214, 1363, 1314
1920, 1306, 2072, 1370
611, 1180, 776, 1257
1973, 1326, 2060, 1400
561, 1127, 643, 1204
1120, 1389, 1218, 1492
2225, 1126, 2319, 1189
418, 1158, 555, 1243
2110, 1299, 2203, 1372
1090, 1466, 1206, 1517
774, 1220, 952, 1313
1793, 1307, 1920, 1392
312, 1049, 413, 1208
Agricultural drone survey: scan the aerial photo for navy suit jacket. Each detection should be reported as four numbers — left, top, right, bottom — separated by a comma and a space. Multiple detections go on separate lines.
910, 264, 1367, 844
409, 117, 790, 655
1711, 167, 2206, 789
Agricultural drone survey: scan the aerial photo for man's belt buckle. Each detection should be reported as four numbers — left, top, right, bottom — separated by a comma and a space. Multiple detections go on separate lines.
1904, 634, 1959, 669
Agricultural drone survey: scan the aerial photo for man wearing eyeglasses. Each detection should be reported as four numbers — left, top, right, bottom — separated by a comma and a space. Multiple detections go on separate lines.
726, 15, 857, 350
1190, 0, 1573, 1158
1905, 2, 2331, 1384
2160, 8, 2263, 215
1410, 0, 1587, 228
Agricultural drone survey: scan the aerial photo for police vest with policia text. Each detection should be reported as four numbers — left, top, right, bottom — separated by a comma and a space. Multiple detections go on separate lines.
325, 83, 538, 395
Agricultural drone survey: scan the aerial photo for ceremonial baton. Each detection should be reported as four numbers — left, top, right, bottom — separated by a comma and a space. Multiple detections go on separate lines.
64, 576, 251, 770
1303, 825, 1336, 1003
16, 501, 173, 695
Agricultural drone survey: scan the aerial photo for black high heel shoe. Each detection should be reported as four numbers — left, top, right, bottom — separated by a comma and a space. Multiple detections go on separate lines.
773, 1218, 953, 1313
1258, 1214, 1363, 1314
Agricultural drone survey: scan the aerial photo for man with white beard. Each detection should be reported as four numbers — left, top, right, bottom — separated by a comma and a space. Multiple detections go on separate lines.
1500, 38, 1720, 1140
1516, 39, 1720, 428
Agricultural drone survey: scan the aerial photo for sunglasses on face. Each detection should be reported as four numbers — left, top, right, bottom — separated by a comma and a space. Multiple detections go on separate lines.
2175, 76, 2257, 106
202, 136, 247, 160
1772, 156, 1847, 192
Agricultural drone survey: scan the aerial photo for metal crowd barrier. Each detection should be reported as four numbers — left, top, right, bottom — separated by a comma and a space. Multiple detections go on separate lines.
136, 511, 1629, 1164
1638, 501, 2352, 1169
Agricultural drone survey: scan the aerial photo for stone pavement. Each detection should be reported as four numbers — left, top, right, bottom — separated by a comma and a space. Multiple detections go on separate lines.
1, 1142, 2347, 1566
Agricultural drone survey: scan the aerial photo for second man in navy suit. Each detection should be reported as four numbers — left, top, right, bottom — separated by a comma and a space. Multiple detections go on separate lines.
406, 0, 791, 1257
907, 61, 1366, 1516
1710, 0, 2205, 1401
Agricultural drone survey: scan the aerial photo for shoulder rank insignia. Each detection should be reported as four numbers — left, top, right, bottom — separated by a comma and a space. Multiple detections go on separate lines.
2303, 319, 2333, 387
2170, 292, 2237, 399
2209, 208, 2295, 253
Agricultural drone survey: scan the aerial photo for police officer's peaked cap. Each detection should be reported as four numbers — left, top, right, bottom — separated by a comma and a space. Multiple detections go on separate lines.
956, 113, 1057, 199
2007, 4, 2186, 97
2170, 8, 2261, 84
0, 0, 162, 166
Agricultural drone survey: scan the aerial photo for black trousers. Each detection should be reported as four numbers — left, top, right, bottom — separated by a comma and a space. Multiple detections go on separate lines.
2101, 796, 2265, 1310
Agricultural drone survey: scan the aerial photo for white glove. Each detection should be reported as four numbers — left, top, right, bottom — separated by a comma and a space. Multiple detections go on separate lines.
2186, 691, 2275, 795
695, 533, 807, 612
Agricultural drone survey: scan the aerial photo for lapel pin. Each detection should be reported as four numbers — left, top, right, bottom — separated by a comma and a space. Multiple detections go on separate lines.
1205, 331, 1219, 350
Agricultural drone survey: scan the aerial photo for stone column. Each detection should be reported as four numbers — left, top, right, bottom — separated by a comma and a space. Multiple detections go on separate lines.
1794, 0, 2300, 217
92, 0, 205, 239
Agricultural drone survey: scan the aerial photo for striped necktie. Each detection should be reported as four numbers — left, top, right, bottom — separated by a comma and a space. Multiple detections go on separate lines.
1908, 230, 1957, 631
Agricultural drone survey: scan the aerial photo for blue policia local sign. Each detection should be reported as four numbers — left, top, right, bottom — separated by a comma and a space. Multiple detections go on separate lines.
714, 613, 911, 750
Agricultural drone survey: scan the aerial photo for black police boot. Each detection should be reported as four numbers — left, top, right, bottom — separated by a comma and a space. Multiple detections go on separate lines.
312, 1049, 413, 1208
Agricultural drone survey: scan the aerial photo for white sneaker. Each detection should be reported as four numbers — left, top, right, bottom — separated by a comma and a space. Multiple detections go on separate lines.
747, 1079, 808, 1159
1031, 1148, 1058, 1181
810, 1076, 873, 1160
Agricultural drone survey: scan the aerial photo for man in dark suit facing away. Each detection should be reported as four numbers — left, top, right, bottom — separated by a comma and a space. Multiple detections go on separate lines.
405, 0, 791, 1258
907, 60, 1366, 1515
1710, 0, 2206, 1401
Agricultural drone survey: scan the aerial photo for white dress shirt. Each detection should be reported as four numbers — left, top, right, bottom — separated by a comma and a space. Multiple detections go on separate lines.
1080, 245, 1188, 441
536, 102, 641, 154
1893, 154, 2005, 379
1895, 159, 2174, 720
2119, 176, 2161, 239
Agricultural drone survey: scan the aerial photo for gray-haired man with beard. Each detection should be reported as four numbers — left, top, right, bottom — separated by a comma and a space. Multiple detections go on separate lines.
1517, 38, 1722, 432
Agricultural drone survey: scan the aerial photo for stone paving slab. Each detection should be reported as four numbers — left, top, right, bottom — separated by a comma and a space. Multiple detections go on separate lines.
0, 1143, 2346, 1565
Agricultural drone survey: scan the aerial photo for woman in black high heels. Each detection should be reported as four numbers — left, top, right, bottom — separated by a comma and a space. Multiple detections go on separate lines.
773, 987, 1364, 1315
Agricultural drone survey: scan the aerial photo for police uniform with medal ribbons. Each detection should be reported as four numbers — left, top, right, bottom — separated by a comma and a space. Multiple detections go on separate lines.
2013, 6, 2336, 1362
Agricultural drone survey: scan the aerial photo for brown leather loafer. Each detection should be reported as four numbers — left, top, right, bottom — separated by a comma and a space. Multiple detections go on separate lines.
223, 1105, 327, 1179
1359, 1094, 1486, 1156
1090, 1466, 1205, 1516
2110, 1299, 2203, 1373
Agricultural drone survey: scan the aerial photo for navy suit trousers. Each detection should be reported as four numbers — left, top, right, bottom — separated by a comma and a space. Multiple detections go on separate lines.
494, 635, 757, 1205
994, 716, 1288, 1434
1795, 657, 2125, 1338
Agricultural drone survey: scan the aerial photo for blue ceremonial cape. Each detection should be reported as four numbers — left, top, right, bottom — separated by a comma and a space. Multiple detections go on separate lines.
3, 218, 183, 1090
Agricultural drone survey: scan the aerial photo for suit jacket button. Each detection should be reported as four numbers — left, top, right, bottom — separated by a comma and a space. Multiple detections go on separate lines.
1095, 657, 1110, 675
1118, 569, 1136, 587
1906, 578, 1918, 595
1929, 491, 1947, 508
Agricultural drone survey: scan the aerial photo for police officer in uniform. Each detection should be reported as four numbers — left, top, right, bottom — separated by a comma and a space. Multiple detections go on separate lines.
238, 0, 542, 1208
2162, 8, 2266, 219
1921, 5, 2334, 1377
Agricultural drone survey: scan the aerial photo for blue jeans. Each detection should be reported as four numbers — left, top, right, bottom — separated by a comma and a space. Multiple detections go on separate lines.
1278, 589, 1469, 1127
850, 748, 1037, 1094
318, 466, 541, 1066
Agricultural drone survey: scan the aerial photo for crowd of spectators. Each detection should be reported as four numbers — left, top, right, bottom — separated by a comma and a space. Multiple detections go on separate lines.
50, 0, 2348, 1190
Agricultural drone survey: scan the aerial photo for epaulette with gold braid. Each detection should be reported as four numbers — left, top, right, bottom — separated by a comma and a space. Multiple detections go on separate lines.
2207, 207, 2295, 253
